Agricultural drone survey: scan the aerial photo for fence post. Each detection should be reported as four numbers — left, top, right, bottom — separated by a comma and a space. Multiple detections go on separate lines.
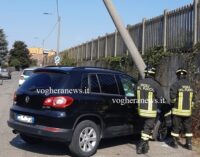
70, 48, 73, 60
86, 42, 88, 60
194, 0, 198, 45
76, 47, 78, 62
142, 18, 146, 55
91, 40, 94, 61
71, 47, 76, 59
105, 34, 108, 57
81, 44, 83, 61
114, 30, 118, 57
163, 10, 168, 52
97, 36, 100, 59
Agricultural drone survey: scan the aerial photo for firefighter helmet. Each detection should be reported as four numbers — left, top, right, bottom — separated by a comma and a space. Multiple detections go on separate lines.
176, 68, 187, 75
144, 66, 156, 77
176, 68, 187, 79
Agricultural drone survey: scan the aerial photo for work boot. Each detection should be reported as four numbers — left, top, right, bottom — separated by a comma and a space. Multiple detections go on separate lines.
184, 137, 192, 150
168, 137, 178, 148
136, 140, 149, 154
144, 140, 149, 152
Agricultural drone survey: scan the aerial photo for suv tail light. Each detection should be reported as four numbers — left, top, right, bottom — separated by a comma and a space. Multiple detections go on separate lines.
43, 96, 74, 108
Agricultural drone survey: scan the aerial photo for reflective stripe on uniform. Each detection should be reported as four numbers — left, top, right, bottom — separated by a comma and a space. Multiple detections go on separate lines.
149, 135, 153, 139
138, 91, 156, 117
185, 133, 193, 137
164, 111, 171, 117
141, 132, 150, 140
172, 91, 192, 116
171, 132, 179, 137
178, 92, 183, 112
141, 132, 150, 138
172, 108, 191, 116
137, 90, 141, 110
138, 109, 157, 118
141, 136, 149, 140
171, 98, 176, 103
148, 92, 153, 111
189, 92, 193, 109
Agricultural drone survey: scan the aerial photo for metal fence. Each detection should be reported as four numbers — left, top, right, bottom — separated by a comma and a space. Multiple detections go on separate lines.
63, 0, 200, 62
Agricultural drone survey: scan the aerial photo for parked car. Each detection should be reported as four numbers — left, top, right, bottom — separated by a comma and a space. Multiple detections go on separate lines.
0, 68, 11, 79
19, 67, 36, 86
8, 66, 142, 157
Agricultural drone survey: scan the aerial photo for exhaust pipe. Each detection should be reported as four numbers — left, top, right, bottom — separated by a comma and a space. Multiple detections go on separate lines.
12, 130, 18, 134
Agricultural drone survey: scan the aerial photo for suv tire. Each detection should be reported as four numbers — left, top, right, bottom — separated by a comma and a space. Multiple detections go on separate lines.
20, 134, 41, 144
69, 120, 100, 157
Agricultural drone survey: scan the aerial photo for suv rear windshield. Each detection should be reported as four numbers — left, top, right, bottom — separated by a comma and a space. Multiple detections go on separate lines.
19, 72, 70, 91
23, 70, 34, 76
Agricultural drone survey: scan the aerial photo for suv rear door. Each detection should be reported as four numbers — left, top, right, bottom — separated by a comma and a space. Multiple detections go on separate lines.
118, 74, 141, 132
87, 73, 133, 137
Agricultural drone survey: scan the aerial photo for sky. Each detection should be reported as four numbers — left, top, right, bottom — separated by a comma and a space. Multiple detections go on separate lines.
0, 0, 193, 51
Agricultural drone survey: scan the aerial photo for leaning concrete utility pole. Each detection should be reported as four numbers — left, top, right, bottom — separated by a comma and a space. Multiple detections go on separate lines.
56, 0, 61, 65
103, 0, 146, 78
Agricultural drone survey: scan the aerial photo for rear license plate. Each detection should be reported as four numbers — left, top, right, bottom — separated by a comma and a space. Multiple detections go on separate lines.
16, 114, 34, 124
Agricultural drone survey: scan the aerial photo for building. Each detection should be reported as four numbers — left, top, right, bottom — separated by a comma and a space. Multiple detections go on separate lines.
28, 47, 56, 66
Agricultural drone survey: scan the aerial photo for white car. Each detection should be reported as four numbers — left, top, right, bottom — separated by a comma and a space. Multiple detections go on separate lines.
19, 68, 37, 86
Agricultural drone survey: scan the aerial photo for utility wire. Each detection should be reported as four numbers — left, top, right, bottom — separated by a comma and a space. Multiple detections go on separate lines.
43, 21, 58, 42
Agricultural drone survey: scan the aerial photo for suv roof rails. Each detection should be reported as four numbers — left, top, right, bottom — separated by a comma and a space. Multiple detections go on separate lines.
73, 66, 112, 70
45, 65, 72, 68
73, 66, 124, 73
44, 65, 124, 73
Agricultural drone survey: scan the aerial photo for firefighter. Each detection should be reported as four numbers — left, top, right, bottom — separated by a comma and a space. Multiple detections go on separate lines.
136, 66, 166, 154
169, 68, 194, 150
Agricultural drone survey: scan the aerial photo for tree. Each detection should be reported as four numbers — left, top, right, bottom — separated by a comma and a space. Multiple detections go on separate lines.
0, 29, 8, 66
9, 41, 31, 69
60, 52, 75, 66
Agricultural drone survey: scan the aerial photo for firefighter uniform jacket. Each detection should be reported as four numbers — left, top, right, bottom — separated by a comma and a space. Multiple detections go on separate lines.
136, 77, 164, 118
170, 78, 193, 117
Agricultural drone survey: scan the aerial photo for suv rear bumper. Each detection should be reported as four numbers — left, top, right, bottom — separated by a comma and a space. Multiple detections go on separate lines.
8, 119, 73, 142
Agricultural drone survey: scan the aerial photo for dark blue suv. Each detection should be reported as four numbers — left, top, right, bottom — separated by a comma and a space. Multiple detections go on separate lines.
8, 66, 141, 157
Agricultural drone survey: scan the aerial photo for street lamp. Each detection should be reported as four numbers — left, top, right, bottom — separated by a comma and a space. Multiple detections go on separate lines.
56, 0, 61, 65
42, 0, 61, 66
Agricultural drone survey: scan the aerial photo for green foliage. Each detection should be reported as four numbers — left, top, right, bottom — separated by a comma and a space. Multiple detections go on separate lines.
100, 55, 134, 71
193, 42, 200, 53
9, 58, 21, 70
0, 29, 8, 66
103, 56, 121, 70
60, 52, 75, 66
9, 41, 31, 69
143, 46, 170, 67
183, 42, 200, 80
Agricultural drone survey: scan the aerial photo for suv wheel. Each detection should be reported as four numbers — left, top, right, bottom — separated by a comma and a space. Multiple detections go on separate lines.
20, 134, 41, 144
69, 120, 100, 157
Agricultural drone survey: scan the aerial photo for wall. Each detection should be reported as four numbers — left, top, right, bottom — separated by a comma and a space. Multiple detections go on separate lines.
62, 0, 200, 61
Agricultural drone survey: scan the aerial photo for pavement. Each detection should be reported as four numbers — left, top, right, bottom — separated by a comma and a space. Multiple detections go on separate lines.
0, 71, 199, 157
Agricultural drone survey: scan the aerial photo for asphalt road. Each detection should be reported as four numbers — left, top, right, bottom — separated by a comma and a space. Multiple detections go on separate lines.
0, 72, 199, 157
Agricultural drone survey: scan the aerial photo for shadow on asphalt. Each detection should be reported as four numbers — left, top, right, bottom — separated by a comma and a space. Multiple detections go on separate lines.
10, 135, 71, 156
10, 135, 140, 156
98, 135, 139, 149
